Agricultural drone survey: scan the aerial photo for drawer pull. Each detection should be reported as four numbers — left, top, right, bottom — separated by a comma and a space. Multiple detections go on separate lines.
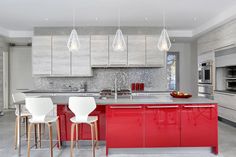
184, 105, 215, 108
147, 106, 178, 109
110, 106, 142, 109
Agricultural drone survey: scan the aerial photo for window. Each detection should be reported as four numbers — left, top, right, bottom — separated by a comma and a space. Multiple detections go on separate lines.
167, 52, 179, 91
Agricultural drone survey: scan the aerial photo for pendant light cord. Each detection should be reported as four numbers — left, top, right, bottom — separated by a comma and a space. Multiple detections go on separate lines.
163, 10, 166, 29
73, 8, 75, 29
118, 8, 120, 29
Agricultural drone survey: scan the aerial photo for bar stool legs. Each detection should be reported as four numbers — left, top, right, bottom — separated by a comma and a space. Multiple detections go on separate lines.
27, 121, 61, 157
27, 123, 33, 157
70, 122, 98, 157
14, 117, 18, 149
70, 123, 75, 157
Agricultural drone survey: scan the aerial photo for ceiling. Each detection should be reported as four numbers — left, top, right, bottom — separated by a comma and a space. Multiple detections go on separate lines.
1, 0, 236, 37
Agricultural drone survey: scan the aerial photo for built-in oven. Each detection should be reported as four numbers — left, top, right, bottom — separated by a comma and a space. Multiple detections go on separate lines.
198, 84, 214, 99
198, 61, 213, 84
226, 79, 236, 91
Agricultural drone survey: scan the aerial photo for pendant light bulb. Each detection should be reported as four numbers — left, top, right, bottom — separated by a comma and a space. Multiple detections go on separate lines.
112, 29, 126, 52
158, 28, 171, 52
158, 11, 171, 52
112, 9, 126, 52
68, 8, 80, 52
67, 29, 80, 52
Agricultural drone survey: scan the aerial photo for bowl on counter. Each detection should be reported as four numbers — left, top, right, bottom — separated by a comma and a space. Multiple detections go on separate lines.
170, 91, 192, 98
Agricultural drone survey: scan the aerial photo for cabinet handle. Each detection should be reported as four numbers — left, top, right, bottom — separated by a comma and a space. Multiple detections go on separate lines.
183, 105, 215, 108
147, 105, 179, 109
110, 106, 142, 109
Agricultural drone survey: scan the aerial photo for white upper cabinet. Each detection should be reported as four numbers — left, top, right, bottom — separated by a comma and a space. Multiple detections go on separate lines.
71, 36, 92, 76
91, 36, 109, 67
32, 36, 52, 75
197, 20, 236, 54
109, 35, 128, 66
146, 36, 165, 67
52, 36, 71, 75
128, 35, 146, 66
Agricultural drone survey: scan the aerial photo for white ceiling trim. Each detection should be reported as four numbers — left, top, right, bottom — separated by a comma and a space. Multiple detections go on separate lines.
193, 5, 236, 37
8, 31, 33, 38
168, 30, 193, 38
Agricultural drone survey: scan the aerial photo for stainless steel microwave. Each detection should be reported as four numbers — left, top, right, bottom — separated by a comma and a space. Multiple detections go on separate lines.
198, 61, 213, 84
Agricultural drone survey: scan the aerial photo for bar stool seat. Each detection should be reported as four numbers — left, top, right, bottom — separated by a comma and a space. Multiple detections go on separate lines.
15, 112, 31, 117
29, 116, 59, 124
70, 116, 98, 123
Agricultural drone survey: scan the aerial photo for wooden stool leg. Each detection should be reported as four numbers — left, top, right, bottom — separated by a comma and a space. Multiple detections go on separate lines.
91, 123, 95, 157
38, 124, 41, 148
56, 119, 61, 149
25, 117, 28, 141
77, 124, 80, 148
70, 123, 75, 157
75, 124, 78, 149
94, 121, 99, 149
27, 123, 33, 157
34, 124, 37, 148
48, 123, 53, 157
14, 117, 18, 149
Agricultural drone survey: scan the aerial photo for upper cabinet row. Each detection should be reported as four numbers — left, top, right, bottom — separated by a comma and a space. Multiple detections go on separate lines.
197, 20, 236, 54
32, 36, 92, 76
32, 35, 165, 76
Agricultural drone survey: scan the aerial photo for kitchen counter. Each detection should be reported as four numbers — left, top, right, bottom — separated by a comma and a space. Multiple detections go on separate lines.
24, 90, 100, 93
215, 90, 236, 94
49, 95, 217, 105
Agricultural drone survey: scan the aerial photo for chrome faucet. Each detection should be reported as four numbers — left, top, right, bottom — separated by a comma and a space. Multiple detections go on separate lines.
114, 77, 118, 100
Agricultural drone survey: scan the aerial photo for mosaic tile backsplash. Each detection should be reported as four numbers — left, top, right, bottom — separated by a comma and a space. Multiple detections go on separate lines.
33, 68, 167, 91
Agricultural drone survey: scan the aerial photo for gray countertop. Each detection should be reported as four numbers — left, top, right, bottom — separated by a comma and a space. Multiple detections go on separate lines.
48, 95, 217, 105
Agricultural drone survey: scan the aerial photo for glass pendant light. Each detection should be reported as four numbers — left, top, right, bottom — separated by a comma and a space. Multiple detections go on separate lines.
67, 9, 80, 52
112, 9, 126, 52
158, 12, 171, 52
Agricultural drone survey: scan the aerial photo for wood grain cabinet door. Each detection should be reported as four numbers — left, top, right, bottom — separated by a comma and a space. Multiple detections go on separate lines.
52, 36, 71, 75
128, 35, 146, 66
146, 36, 165, 67
91, 36, 109, 67
32, 36, 52, 75
71, 36, 92, 76
108, 35, 128, 66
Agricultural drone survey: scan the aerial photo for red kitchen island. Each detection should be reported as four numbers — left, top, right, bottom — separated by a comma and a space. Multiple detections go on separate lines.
55, 96, 218, 156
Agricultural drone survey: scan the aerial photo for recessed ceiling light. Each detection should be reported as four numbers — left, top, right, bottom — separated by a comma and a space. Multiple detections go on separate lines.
95, 17, 99, 21
44, 18, 49, 21
145, 17, 148, 21
193, 17, 197, 21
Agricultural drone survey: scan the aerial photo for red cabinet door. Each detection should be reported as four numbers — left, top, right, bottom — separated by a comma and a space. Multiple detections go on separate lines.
106, 105, 144, 148
145, 105, 181, 147
181, 104, 218, 147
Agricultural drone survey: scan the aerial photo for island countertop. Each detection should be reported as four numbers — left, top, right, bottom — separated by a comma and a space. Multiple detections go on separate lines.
46, 95, 217, 105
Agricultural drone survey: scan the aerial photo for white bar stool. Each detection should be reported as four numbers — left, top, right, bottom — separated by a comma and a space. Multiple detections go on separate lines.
69, 97, 98, 157
25, 97, 61, 157
12, 93, 31, 149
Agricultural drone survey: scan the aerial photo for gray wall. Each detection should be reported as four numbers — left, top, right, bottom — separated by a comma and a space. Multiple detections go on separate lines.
0, 37, 8, 111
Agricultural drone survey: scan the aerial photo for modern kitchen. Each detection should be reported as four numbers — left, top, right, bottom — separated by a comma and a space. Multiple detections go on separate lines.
0, 0, 236, 157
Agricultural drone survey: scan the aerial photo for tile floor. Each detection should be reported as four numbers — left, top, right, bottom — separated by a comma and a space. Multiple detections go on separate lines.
0, 111, 236, 157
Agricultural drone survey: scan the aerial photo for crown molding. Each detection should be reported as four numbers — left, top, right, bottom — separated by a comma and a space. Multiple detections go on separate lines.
193, 5, 236, 37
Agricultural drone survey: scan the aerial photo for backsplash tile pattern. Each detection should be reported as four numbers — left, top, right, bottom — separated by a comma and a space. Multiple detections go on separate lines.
33, 68, 167, 91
